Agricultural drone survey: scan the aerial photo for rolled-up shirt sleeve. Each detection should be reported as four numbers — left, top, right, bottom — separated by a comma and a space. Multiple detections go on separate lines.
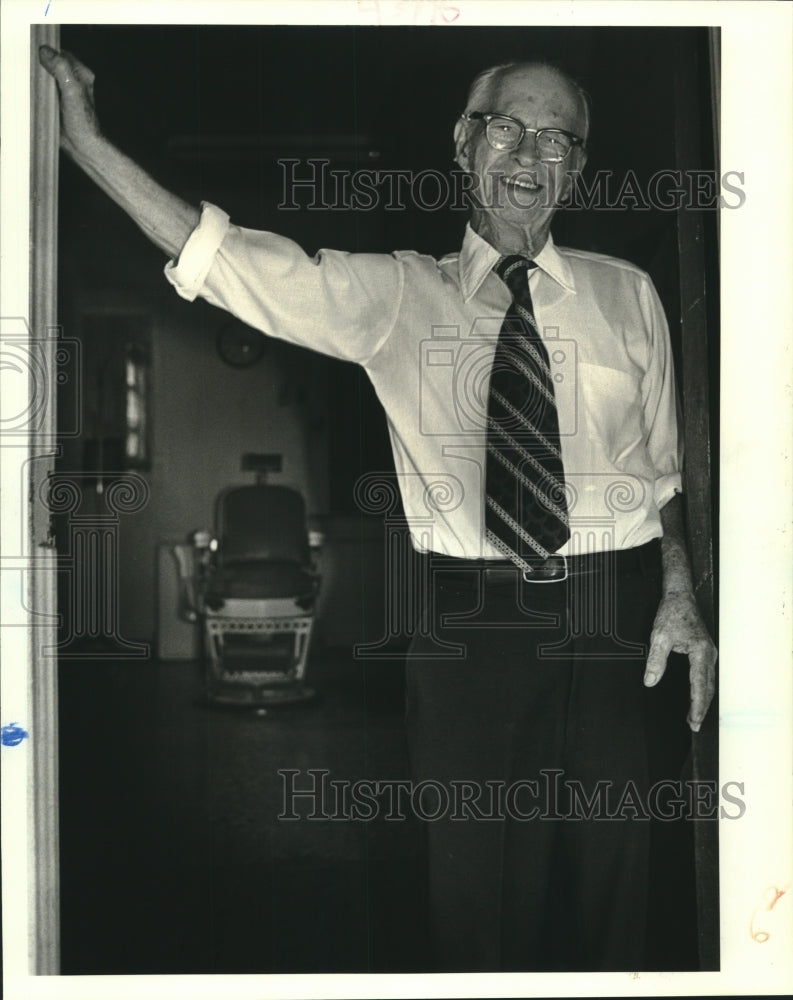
164, 201, 404, 365
639, 274, 684, 508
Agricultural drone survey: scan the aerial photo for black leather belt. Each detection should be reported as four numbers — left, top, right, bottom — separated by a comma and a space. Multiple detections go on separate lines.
423, 539, 660, 586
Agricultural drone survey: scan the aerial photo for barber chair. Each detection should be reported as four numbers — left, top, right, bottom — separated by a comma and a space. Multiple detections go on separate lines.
176, 456, 321, 706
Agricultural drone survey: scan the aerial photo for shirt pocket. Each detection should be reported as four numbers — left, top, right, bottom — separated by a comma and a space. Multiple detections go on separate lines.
575, 362, 643, 455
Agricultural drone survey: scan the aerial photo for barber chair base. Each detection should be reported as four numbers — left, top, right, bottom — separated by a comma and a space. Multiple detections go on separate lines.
203, 607, 316, 708
206, 678, 317, 708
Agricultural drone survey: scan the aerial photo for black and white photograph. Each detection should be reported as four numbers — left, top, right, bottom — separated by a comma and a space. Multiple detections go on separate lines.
1, 2, 791, 997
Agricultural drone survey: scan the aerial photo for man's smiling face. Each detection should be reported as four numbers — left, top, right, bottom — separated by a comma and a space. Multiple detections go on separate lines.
454, 64, 588, 248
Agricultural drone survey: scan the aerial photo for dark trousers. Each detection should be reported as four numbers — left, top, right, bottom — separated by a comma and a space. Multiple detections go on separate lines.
405, 541, 694, 972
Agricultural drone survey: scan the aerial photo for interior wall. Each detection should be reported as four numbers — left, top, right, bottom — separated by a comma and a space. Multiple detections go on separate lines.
56, 183, 389, 647
57, 191, 329, 642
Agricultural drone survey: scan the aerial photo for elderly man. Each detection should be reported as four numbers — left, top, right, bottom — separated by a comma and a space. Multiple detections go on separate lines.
40, 46, 716, 972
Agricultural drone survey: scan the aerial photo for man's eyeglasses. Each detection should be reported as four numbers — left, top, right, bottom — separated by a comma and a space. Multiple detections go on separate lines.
462, 111, 585, 162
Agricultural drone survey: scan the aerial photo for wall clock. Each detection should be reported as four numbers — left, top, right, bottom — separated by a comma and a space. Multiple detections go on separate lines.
216, 320, 267, 367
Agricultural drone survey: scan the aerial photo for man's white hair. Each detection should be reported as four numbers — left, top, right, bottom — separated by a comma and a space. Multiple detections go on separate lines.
464, 60, 591, 139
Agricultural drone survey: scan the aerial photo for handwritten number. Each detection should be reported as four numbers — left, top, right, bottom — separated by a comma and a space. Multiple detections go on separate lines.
749, 885, 788, 943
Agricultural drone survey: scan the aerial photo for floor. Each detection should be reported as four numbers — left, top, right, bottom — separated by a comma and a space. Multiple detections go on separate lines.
58, 644, 700, 975
58, 649, 429, 975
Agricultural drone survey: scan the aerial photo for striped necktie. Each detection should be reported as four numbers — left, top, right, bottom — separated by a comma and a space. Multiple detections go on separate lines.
484, 255, 570, 572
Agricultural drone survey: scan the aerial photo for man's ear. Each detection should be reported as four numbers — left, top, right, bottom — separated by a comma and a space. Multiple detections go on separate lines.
453, 118, 471, 170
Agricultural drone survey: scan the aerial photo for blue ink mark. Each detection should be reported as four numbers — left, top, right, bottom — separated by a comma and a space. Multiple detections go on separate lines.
45, 1, 51, 15
2, 723, 30, 747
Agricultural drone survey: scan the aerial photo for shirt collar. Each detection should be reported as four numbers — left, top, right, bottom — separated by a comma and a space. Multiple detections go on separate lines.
458, 223, 576, 302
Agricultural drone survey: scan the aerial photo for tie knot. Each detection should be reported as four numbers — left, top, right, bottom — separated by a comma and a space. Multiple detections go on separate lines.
495, 255, 537, 297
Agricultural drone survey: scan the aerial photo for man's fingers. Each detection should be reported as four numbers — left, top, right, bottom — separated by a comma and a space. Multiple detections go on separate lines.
39, 44, 69, 83
38, 44, 57, 69
73, 59, 96, 89
38, 45, 92, 89
687, 643, 717, 732
643, 632, 671, 687
38, 45, 101, 152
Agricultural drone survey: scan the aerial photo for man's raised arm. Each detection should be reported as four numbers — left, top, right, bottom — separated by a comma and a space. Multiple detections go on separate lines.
39, 45, 199, 261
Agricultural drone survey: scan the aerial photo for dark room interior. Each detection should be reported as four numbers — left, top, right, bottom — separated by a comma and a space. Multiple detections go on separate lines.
51, 23, 719, 975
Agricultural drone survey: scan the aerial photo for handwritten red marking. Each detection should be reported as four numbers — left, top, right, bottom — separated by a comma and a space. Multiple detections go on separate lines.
358, 0, 460, 25
750, 885, 789, 943
357, 0, 382, 25
766, 886, 786, 910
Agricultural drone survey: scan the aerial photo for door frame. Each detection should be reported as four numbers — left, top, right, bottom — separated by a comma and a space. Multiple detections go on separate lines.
1, 21, 61, 978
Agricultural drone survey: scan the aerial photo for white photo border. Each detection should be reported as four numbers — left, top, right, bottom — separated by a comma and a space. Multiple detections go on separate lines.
1, 1, 791, 997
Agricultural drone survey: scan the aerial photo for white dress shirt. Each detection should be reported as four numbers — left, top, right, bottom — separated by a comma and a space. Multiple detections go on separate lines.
165, 203, 682, 558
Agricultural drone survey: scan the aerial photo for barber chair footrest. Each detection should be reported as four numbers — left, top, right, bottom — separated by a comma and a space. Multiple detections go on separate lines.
207, 679, 317, 707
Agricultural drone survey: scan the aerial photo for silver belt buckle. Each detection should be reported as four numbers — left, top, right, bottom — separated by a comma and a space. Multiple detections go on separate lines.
522, 554, 568, 583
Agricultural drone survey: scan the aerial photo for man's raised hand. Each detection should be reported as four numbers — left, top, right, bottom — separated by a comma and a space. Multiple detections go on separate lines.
39, 46, 101, 157
37, 45, 199, 259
